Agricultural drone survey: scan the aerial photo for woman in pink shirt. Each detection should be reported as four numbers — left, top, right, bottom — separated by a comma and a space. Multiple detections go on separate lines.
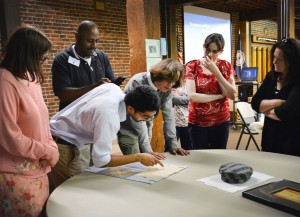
185, 33, 236, 150
0, 25, 59, 217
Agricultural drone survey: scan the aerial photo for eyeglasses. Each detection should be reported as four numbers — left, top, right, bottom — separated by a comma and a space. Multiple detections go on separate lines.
165, 80, 176, 85
40, 55, 49, 63
137, 111, 153, 122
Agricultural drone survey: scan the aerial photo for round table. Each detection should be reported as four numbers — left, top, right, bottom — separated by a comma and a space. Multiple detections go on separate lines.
46, 150, 300, 217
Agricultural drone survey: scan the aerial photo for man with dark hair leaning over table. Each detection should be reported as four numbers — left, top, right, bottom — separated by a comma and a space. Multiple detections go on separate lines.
49, 83, 163, 189
52, 20, 116, 111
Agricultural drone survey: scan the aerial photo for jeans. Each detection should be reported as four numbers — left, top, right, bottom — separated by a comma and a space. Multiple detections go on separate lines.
176, 126, 192, 150
188, 121, 230, 150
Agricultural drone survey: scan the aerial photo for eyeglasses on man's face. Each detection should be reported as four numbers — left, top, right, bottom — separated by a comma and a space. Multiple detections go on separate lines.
137, 111, 153, 122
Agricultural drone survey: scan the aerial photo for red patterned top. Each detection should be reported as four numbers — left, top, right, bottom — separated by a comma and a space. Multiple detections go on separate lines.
185, 59, 234, 127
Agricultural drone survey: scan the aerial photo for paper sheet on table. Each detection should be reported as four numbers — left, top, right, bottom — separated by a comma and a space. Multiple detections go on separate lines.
85, 162, 146, 178
85, 162, 187, 184
196, 171, 274, 193
134, 164, 186, 181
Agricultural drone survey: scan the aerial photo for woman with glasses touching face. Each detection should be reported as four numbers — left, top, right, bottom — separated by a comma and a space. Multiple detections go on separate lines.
251, 38, 300, 157
0, 25, 59, 216
118, 58, 190, 160
185, 33, 236, 150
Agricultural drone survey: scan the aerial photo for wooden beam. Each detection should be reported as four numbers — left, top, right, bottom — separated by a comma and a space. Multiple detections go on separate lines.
239, 21, 250, 66
144, 0, 161, 39
289, 0, 295, 38
127, 0, 165, 152
126, 0, 147, 75
167, 5, 177, 59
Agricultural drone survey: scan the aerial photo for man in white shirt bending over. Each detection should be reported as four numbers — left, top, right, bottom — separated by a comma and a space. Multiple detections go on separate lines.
50, 83, 163, 188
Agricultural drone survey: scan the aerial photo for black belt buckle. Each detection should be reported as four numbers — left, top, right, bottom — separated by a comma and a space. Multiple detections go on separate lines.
53, 136, 74, 146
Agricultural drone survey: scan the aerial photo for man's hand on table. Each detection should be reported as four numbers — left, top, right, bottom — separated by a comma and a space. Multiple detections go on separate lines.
138, 153, 164, 167
151, 152, 166, 160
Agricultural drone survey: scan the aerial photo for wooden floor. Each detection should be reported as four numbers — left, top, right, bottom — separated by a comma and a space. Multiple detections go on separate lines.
111, 125, 262, 154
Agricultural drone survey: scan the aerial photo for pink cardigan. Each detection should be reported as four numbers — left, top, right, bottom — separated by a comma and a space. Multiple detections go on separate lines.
0, 68, 59, 178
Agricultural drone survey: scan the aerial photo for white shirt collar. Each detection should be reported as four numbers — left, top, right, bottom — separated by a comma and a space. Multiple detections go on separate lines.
72, 45, 93, 65
146, 72, 157, 90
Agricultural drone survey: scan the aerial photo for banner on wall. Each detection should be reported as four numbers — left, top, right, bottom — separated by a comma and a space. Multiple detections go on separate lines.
235, 30, 247, 79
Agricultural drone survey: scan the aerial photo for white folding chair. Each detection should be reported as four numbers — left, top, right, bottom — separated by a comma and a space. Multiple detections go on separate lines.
235, 102, 262, 151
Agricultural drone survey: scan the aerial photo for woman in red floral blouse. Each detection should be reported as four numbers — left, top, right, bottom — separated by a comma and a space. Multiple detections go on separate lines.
185, 33, 236, 150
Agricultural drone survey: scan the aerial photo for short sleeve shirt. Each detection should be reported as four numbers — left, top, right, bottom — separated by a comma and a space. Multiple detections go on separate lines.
52, 45, 115, 110
185, 59, 234, 127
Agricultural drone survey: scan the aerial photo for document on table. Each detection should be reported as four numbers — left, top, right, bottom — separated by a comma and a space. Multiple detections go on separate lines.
85, 162, 188, 184
196, 171, 274, 193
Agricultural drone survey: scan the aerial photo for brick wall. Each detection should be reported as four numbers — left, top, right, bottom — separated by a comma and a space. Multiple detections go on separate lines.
251, 20, 278, 47
231, 12, 240, 64
17, 0, 129, 117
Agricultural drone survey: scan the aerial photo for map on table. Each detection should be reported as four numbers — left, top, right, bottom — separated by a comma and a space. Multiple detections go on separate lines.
85, 162, 187, 184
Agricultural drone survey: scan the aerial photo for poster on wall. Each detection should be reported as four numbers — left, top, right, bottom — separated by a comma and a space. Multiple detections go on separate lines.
146, 39, 161, 71
146, 39, 161, 58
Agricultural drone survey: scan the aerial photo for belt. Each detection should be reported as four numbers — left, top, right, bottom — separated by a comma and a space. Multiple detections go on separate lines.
53, 136, 75, 146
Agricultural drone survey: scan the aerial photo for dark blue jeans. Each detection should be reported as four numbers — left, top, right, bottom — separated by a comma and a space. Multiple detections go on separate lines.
176, 126, 192, 150
188, 121, 230, 150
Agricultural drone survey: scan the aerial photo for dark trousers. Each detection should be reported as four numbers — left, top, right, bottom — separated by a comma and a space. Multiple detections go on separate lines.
188, 121, 230, 150
176, 126, 192, 150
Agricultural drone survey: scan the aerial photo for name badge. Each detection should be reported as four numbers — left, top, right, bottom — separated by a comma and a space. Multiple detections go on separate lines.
68, 56, 80, 67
